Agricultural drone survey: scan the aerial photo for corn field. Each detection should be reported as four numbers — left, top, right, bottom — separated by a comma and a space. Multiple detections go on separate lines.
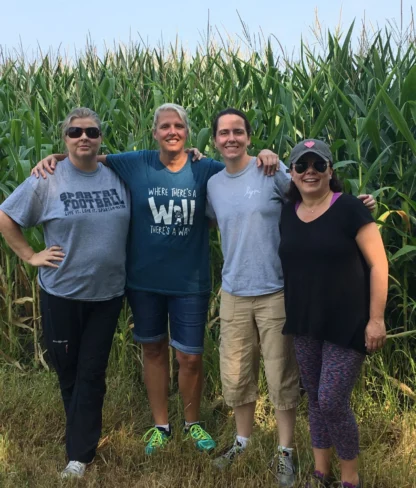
0, 23, 415, 397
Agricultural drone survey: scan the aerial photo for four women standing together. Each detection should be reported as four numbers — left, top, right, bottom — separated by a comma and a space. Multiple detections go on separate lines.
0, 103, 387, 487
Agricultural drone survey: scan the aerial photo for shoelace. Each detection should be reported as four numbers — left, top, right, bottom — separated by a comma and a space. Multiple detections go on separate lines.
222, 443, 242, 460
277, 455, 288, 474
189, 424, 212, 440
142, 427, 167, 447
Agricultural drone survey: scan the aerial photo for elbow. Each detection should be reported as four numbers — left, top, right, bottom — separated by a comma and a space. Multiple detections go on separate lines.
0, 210, 7, 232
0, 210, 14, 234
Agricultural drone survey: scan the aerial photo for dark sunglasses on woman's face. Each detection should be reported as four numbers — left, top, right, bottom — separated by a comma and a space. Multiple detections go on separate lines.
66, 127, 101, 139
292, 159, 329, 174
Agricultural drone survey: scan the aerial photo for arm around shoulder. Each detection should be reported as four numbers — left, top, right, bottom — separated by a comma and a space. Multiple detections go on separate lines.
357, 193, 376, 212
97, 154, 108, 165
31, 153, 67, 178
273, 161, 291, 198
103, 151, 149, 178
256, 149, 279, 176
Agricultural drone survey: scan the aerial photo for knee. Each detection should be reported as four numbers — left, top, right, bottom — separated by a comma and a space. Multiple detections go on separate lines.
176, 351, 202, 374
78, 359, 107, 385
143, 341, 167, 361
318, 390, 345, 419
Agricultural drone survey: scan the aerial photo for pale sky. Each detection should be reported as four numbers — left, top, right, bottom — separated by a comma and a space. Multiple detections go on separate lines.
1, 0, 413, 60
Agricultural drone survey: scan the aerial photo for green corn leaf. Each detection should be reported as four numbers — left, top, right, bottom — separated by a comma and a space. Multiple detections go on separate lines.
196, 128, 210, 153
391, 245, 416, 261
401, 64, 416, 106
380, 88, 416, 154
333, 160, 358, 170
309, 90, 337, 139
33, 103, 42, 164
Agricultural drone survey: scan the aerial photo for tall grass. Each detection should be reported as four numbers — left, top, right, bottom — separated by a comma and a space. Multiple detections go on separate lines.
0, 22, 415, 399
0, 367, 415, 487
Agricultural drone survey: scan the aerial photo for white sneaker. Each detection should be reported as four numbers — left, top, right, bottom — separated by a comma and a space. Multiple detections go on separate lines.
271, 449, 296, 487
61, 460, 87, 479
212, 440, 245, 470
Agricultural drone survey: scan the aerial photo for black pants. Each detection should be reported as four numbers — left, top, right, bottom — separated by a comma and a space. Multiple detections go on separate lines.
40, 289, 123, 463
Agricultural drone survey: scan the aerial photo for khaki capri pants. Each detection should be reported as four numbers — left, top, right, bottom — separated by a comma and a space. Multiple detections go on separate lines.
219, 289, 299, 409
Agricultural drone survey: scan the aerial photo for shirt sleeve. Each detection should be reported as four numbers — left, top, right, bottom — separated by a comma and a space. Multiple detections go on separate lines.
0, 177, 45, 228
344, 195, 374, 237
207, 159, 225, 178
206, 186, 217, 220
106, 150, 150, 183
273, 161, 291, 200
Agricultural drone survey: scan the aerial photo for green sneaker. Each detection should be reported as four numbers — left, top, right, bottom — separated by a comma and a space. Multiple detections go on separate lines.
142, 426, 171, 455
184, 423, 216, 452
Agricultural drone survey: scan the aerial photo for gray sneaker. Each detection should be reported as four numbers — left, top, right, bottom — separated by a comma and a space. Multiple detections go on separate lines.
271, 449, 296, 487
212, 440, 245, 470
61, 460, 87, 479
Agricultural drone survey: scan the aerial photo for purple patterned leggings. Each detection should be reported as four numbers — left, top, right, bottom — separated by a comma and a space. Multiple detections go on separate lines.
294, 337, 365, 460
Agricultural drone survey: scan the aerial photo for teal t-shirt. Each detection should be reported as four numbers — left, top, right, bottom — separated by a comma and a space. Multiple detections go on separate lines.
107, 150, 224, 295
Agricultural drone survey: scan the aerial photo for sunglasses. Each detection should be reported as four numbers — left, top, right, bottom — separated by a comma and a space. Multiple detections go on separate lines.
292, 159, 329, 174
66, 127, 101, 139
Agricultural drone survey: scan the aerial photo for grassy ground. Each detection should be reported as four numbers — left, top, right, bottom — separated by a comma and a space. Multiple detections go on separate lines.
0, 366, 415, 488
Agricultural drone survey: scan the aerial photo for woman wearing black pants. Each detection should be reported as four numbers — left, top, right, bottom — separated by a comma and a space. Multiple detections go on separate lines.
0, 107, 130, 478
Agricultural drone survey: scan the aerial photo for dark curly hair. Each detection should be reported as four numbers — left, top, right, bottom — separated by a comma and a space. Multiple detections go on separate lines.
285, 169, 343, 204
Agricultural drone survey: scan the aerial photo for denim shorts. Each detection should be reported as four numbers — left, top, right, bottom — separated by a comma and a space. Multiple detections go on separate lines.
126, 290, 210, 355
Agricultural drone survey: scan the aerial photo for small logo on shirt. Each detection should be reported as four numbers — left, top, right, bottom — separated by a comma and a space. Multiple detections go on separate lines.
174, 208, 184, 226
244, 186, 261, 199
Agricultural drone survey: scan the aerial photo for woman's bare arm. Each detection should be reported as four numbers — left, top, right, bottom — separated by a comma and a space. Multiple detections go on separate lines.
356, 222, 388, 352
0, 211, 64, 267
31, 154, 108, 178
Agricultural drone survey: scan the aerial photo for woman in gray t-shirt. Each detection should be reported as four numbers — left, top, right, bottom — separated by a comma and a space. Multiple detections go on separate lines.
0, 107, 130, 479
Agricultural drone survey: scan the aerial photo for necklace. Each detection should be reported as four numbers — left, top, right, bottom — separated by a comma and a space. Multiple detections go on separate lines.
301, 191, 332, 213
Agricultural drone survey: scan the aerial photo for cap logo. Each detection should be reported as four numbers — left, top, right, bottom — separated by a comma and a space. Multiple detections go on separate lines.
304, 141, 315, 148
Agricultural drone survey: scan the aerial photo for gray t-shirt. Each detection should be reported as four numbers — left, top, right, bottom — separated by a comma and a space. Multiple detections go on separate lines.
0, 158, 131, 300
206, 158, 290, 296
